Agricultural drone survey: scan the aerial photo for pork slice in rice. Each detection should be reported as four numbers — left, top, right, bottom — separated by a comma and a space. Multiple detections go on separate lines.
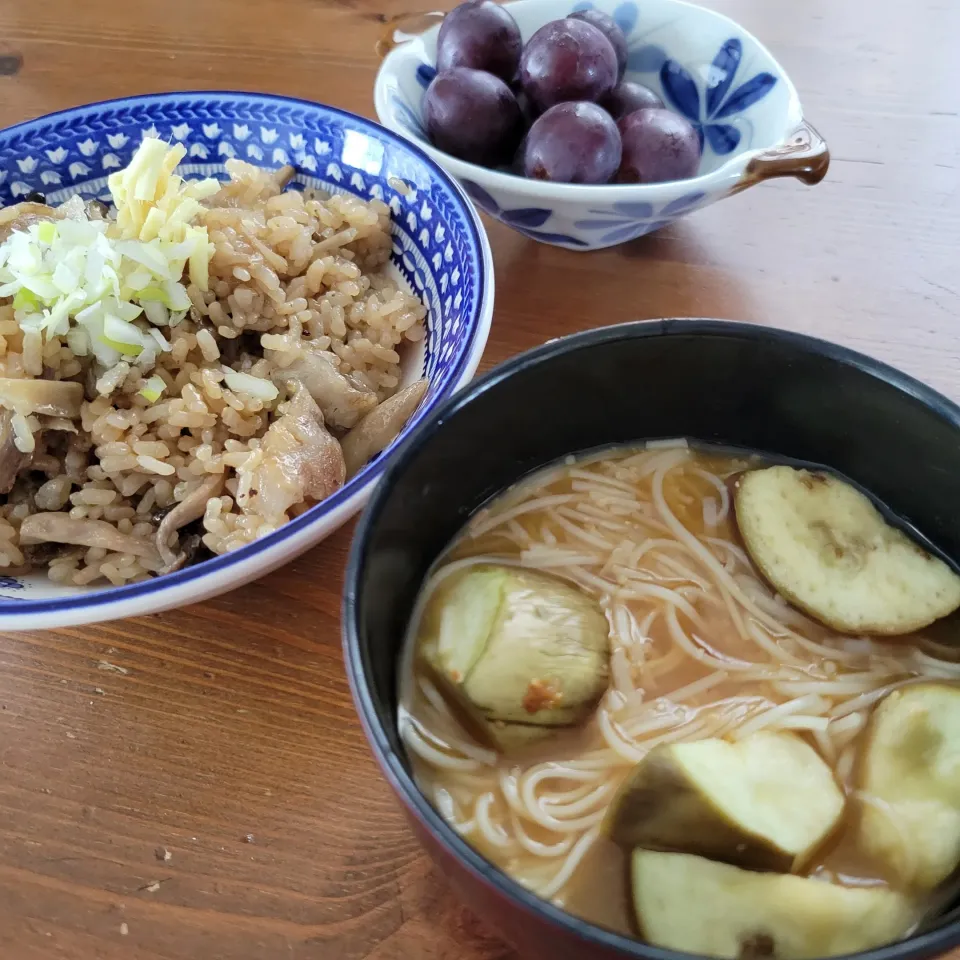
247, 386, 345, 519
266, 344, 378, 430
0, 196, 88, 243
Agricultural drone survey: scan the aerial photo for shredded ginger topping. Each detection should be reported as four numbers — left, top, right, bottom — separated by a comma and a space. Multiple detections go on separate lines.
0, 138, 219, 370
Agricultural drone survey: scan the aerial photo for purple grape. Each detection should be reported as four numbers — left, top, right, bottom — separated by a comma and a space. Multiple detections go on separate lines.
568, 8, 628, 80
617, 108, 701, 183
520, 102, 621, 184
601, 81, 664, 120
423, 68, 523, 167
519, 18, 618, 113
436, 0, 522, 82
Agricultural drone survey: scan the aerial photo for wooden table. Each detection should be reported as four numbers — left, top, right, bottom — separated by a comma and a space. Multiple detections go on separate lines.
1, 0, 958, 956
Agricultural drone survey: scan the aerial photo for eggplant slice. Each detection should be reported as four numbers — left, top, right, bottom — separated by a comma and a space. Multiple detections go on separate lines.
630, 850, 917, 960
734, 466, 960, 635
419, 563, 610, 750
605, 731, 845, 872
858, 681, 960, 890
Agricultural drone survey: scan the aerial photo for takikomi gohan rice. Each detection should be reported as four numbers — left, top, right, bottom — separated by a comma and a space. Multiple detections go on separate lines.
0, 137, 428, 585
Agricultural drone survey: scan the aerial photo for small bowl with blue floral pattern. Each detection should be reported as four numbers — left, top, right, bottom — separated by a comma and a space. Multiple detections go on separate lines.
374, 0, 829, 250
0, 92, 493, 629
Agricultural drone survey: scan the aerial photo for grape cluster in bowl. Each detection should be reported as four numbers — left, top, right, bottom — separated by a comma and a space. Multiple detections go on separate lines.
423, 0, 701, 185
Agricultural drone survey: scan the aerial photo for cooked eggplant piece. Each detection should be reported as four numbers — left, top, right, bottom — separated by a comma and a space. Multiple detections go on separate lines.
631, 851, 917, 959
605, 731, 844, 872
420, 563, 610, 749
428, 564, 508, 685
734, 466, 960, 635
857, 682, 960, 890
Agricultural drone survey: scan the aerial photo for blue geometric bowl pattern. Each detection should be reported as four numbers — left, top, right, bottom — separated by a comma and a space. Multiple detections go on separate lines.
0, 92, 491, 615
375, 0, 802, 250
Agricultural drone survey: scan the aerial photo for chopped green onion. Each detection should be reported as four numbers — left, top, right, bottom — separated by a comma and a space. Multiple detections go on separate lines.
139, 375, 166, 403
36, 221, 57, 245
102, 336, 143, 357
103, 313, 147, 355
12, 288, 40, 312
0, 139, 217, 368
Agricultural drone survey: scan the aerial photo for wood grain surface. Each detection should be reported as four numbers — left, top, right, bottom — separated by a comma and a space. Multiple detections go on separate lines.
1, 0, 958, 956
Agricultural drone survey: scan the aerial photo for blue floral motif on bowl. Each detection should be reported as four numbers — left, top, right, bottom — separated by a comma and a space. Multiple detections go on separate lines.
568, 3, 777, 156
573, 192, 705, 244
658, 39, 776, 154
571, 0, 639, 36
459, 179, 589, 247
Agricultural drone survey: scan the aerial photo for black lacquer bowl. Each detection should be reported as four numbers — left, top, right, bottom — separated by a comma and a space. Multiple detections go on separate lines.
343, 319, 960, 960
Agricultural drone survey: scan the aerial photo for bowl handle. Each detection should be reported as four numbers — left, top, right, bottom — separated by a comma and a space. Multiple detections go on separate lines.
733, 119, 830, 193
377, 10, 446, 60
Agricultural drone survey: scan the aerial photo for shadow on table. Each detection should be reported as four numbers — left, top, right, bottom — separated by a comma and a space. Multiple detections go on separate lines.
481, 218, 758, 369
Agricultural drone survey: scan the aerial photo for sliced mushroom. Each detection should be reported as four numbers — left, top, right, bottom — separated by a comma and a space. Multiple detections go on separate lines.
251, 387, 345, 518
38, 416, 78, 434
84, 199, 109, 220
0, 409, 32, 494
267, 345, 377, 430
156, 532, 208, 576
0, 379, 84, 419
273, 164, 296, 190
19, 513, 160, 563
341, 379, 428, 478
0, 201, 60, 242
155, 473, 225, 568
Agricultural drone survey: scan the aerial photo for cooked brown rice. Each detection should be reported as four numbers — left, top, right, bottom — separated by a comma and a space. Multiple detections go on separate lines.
0, 157, 427, 586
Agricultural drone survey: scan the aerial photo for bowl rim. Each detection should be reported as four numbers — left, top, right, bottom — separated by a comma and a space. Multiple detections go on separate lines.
343, 317, 960, 960
0, 90, 494, 627
374, 0, 804, 203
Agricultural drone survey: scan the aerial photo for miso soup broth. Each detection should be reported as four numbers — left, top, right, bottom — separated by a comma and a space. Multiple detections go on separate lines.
397, 441, 960, 956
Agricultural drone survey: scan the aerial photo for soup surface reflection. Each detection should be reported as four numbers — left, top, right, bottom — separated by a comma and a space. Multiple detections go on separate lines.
398, 442, 960, 943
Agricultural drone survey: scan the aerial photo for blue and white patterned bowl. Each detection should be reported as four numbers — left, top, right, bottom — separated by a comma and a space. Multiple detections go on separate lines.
0, 91, 494, 629
375, 0, 829, 250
